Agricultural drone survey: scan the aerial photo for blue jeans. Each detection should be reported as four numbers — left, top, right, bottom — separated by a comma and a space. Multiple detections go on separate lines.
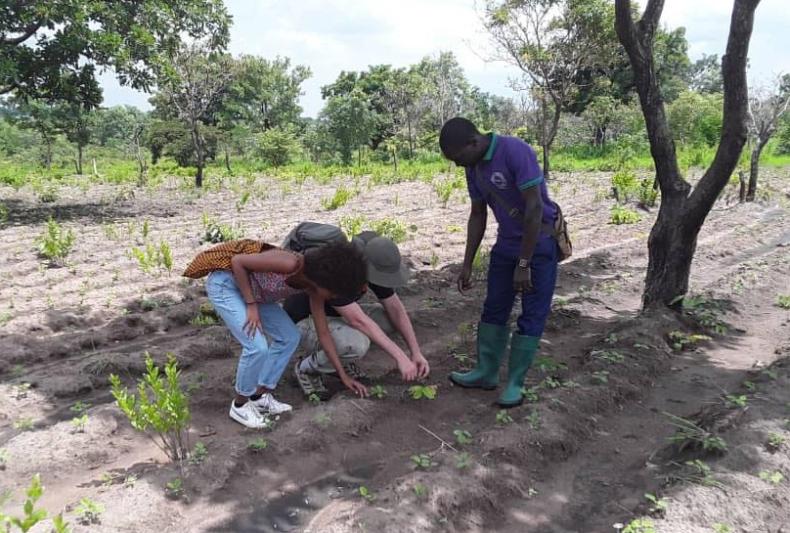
206, 270, 300, 396
482, 235, 559, 337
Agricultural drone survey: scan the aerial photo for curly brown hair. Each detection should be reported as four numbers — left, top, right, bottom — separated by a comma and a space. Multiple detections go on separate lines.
302, 241, 367, 298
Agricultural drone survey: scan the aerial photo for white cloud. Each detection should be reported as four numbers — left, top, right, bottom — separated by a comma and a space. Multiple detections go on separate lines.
99, 0, 790, 114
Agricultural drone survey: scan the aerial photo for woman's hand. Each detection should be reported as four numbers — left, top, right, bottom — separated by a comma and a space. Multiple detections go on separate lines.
341, 375, 369, 397
244, 303, 263, 337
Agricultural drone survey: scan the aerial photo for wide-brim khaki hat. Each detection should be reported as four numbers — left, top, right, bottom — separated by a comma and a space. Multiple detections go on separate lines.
352, 231, 410, 288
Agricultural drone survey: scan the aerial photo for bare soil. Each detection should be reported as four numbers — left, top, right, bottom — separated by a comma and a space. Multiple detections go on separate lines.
1, 169, 789, 533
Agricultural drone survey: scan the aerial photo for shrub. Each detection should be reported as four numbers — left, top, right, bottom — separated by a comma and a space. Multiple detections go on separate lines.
433, 175, 465, 208
611, 168, 639, 203
36, 218, 75, 263
339, 214, 366, 239
110, 353, 191, 463
370, 218, 409, 243
253, 127, 299, 167
638, 177, 659, 208
320, 186, 357, 211
610, 205, 641, 225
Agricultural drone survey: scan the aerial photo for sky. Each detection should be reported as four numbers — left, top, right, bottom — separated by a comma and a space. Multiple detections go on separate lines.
98, 0, 790, 117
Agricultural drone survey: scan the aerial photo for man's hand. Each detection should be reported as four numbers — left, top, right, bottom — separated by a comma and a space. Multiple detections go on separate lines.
513, 265, 533, 293
412, 352, 431, 379
397, 357, 418, 382
342, 375, 369, 397
457, 264, 473, 293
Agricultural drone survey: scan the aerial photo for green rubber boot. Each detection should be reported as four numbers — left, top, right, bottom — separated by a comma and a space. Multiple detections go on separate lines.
449, 322, 510, 390
498, 334, 540, 407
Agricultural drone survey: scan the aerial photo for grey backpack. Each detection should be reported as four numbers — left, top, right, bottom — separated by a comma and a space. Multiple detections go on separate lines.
281, 222, 348, 252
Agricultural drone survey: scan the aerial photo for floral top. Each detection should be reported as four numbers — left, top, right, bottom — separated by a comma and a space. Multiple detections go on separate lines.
249, 271, 303, 304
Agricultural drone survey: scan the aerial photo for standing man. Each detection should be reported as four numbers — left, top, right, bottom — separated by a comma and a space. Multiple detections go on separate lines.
439, 117, 560, 408
284, 230, 430, 399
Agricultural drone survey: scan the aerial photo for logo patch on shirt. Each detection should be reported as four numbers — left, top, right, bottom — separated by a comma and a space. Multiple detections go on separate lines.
490, 172, 508, 190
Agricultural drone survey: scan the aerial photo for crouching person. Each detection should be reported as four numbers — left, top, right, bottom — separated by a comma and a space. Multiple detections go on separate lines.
282, 224, 430, 399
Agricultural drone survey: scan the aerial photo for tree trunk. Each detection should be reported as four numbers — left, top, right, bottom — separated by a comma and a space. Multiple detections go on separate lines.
738, 170, 747, 202
92, 158, 98, 177
642, 199, 699, 307
746, 140, 765, 201
76, 144, 83, 175
407, 119, 414, 159
615, 0, 758, 309
224, 145, 232, 175
191, 124, 204, 188
542, 143, 551, 181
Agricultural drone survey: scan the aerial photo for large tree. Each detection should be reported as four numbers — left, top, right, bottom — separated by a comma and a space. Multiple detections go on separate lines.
745, 75, 790, 201
482, 0, 617, 179
320, 90, 377, 166
0, 1, 230, 107
614, 0, 760, 308
157, 43, 235, 187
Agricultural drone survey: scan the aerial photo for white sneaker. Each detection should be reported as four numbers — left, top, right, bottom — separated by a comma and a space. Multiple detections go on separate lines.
251, 393, 293, 415
229, 400, 270, 429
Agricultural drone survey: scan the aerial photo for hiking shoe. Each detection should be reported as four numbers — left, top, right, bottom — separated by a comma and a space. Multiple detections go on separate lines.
294, 358, 330, 400
251, 393, 292, 415
229, 400, 270, 429
342, 361, 367, 380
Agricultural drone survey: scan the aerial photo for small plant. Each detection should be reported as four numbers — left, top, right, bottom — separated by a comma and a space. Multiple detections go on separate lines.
0, 448, 8, 471
37, 185, 59, 203
611, 168, 639, 203
766, 433, 785, 452
408, 384, 438, 400
338, 214, 366, 239
496, 410, 513, 425
13, 418, 34, 431
70, 414, 88, 433
433, 175, 464, 208
540, 376, 562, 389
370, 218, 409, 243
190, 314, 217, 327
622, 517, 656, 533
165, 478, 184, 499
455, 451, 471, 470
644, 493, 668, 517
189, 442, 208, 465
129, 242, 173, 275
412, 483, 429, 499
592, 370, 610, 384
591, 349, 625, 364
526, 410, 541, 430
313, 413, 331, 428
668, 331, 711, 351
712, 524, 732, 533
358, 486, 375, 503
236, 191, 251, 212
678, 459, 721, 487
776, 294, 790, 309
472, 248, 489, 276
36, 218, 75, 264
74, 497, 104, 525
665, 413, 727, 454
520, 386, 540, 403
320, 186, 357, 210
638, 177, 659, 208
110, 353, 191, 463
159, 241, 173, 273
453, 429, 473, 446
141, 220, 150, 240
535, 356, 567, 373
724, 394, 747, 408
411, 454, 437, 470
0, 474, 70, 533
369, 385, 387, 399
248, 438, 269, 453
610, 205, 642, 225
743, 380, 756, 392
758, 470, 784, 485
307, 393, 321, 406
202, 220, 243, 243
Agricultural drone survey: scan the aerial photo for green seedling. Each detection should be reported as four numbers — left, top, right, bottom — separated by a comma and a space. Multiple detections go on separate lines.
644, 493, 667, 517
141, 220, 150, 240
13, 418, 34, 431
592, 349, 625, 364
520, 386, 540, 403
496, 410, 513, 425
189, 442, 208, 465
358, 486, 375, 503
36, 218, 75, 264
712, 524, 732, 533
411, 454, 437, 470
743, 380, 756, 391
413, 483, 429, 499
190, 314, 217, 326
758, 470, 784, 485
453, 429, 473, 446
610, 205, 642, 225
0, 448, 8, 470
455, 452, 471, 470
535, 356, 567, 373
540, 376, 562, 389
665, 412, 727, 454
777, 295, 790, 309
408, 385, 438, 400
308, 393, 321, 405
766, 433, 786, 451
761, 368, 779, 381
527, 410, 541, 430
248, 438, 269, 452
622, 518, 655, 533
592, 370, 610, 384
70, 401, 91, 414
668, 331, 711, 351
0, 474, 70, 532
679, 459, 722, 487
313, 413, 331, 428
70, 414, 88, 433
75, 498, 104, 525
165, 478, 184, 499
369, 385, 387, 399
724, 394, 747, 408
